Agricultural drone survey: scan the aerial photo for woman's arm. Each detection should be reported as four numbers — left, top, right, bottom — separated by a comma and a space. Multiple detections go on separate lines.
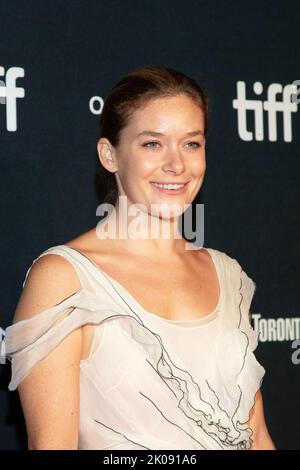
247, 389, 276, 450
246, 311, 276, 449
13, 254, 83, 449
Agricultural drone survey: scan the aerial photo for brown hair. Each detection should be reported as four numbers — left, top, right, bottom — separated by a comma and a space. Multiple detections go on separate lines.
98, 65, 209, 206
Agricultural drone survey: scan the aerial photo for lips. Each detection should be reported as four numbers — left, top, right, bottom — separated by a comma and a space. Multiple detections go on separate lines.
150, 182, 188, 185
150, 181, 189, 195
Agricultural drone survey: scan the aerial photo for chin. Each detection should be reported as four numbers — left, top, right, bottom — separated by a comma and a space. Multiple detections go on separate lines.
149, 202, 187, 220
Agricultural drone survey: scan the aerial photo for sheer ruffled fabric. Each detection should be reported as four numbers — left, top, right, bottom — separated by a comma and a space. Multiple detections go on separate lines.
3, 245, 265, 450
215, 263, 265, 444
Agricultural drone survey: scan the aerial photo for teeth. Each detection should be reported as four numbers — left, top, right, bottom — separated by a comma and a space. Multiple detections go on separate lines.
152, 183, 185, 190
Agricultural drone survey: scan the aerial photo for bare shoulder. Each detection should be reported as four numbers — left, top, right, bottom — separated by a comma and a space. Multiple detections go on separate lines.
64, 228, 116, 260
13, 252, 82, 324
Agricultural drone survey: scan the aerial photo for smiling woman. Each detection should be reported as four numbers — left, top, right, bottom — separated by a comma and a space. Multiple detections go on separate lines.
3, 65, 275, 450
97, 66, 208, 208
97, 92, 207, 224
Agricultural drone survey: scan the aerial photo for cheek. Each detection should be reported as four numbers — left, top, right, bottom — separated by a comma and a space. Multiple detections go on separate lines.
117, 155, 136, 177
131, 155, 157, 176
141, 159, 158, 173
190, 154, 206, 177
118, 155, 155, 188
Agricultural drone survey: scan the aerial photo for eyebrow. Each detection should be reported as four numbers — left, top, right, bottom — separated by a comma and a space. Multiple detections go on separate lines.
136, 130, 204, 138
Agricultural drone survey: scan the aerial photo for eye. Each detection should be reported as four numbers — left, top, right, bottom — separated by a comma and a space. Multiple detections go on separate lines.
186, 141, 201, 148
142, 141, 160, 148
142, 141, 202, 149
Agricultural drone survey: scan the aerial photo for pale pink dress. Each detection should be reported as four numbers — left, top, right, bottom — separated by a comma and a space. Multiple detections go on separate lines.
3, 245, 265, 450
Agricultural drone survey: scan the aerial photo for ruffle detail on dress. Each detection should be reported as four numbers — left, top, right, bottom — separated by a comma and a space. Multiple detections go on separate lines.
4, 278, 261, 450
215, 260, 266, 449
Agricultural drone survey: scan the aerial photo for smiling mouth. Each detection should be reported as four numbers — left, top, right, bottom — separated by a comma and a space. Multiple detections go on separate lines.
150, 181, 189, 194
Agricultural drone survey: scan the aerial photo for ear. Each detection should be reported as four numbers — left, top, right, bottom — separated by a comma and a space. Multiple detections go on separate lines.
97, 138, 118, 173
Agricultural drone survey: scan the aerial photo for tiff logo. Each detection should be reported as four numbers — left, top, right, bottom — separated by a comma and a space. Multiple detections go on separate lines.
0, 66, 25, 131
291, 80, 300, 104
0, 327, 5, 364
232, 81, 298, 142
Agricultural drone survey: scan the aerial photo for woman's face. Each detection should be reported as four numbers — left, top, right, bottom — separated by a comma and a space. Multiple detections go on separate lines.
101, 94, 206, 217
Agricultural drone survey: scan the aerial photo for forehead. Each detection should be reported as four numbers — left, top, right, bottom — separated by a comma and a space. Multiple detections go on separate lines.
124, 94, 205, 134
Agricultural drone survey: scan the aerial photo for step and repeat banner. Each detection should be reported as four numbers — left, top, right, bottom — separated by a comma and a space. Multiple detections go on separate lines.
0, 0, 299, 450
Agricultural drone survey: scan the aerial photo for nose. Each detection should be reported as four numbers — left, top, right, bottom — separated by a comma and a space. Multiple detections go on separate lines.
162, 147, 185, 175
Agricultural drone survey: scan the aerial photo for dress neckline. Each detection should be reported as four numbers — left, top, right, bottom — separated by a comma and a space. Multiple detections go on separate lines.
57, 244, 223, 329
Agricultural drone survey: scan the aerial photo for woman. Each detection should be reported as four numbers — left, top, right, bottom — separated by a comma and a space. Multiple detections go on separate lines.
4, 66, 275, 450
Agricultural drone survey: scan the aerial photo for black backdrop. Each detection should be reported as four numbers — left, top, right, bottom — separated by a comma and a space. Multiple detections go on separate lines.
0, 0, 299, 450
